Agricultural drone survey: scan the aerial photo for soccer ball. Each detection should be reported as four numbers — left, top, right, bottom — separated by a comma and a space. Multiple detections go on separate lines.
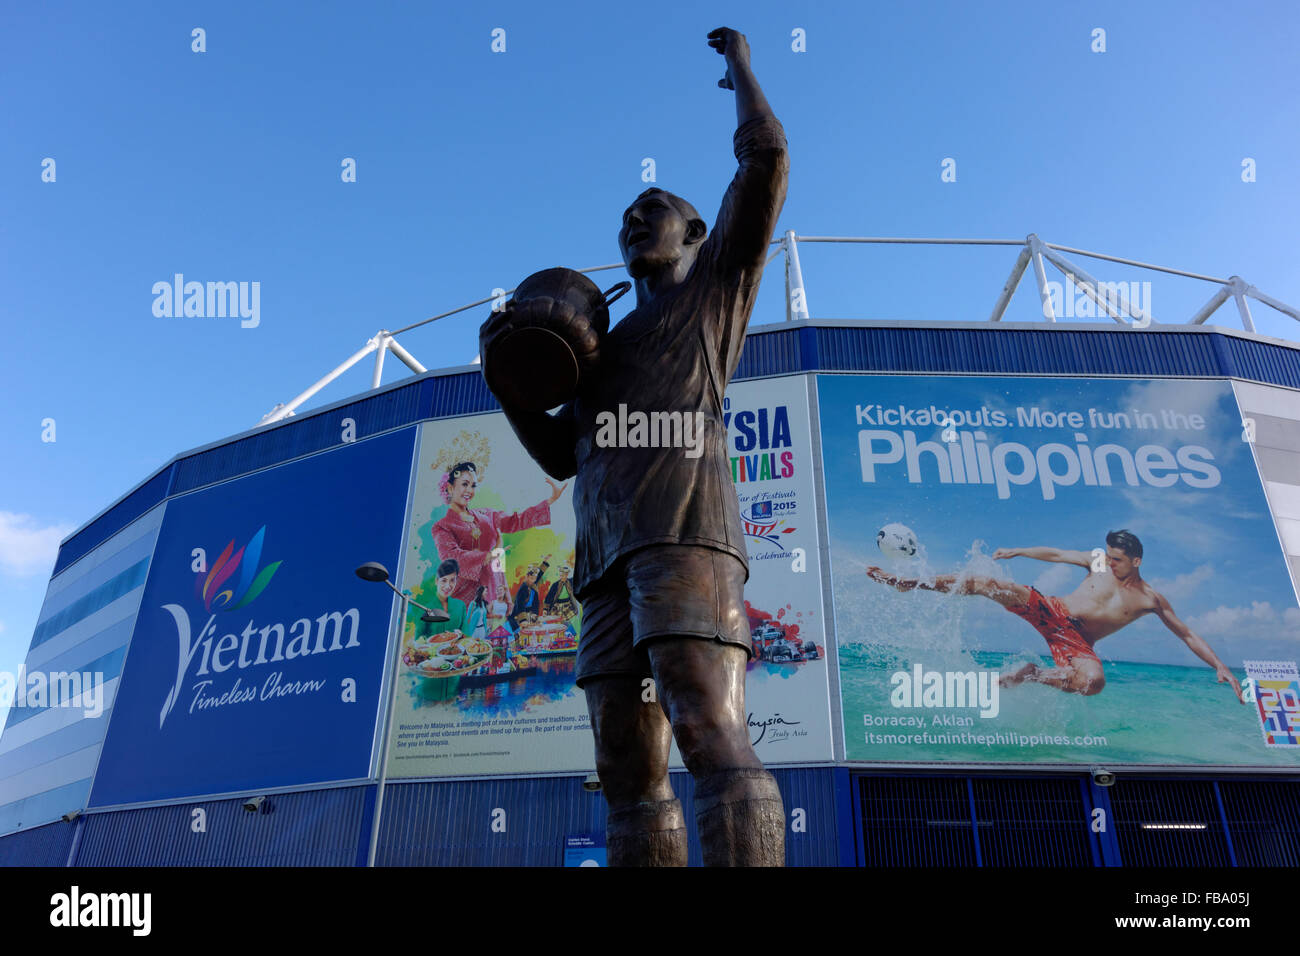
877, 523, 918, 559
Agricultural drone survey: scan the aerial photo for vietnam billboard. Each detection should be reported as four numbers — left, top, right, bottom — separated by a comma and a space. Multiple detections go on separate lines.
385, 375, 833, 777
89, 428, 417, 805
817, 373, 1300, 767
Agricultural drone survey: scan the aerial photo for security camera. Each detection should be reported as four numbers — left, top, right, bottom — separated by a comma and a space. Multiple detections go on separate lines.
61, 810, 81, 823
582, 774, 602, 793
1091, 767, 1116, 787
243, 795, 267, 812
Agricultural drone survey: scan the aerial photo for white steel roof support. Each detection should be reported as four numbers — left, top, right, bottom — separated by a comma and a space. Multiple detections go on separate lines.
1230, 277, 1257, 333
259, 337, 382, 425
989, 246, 1031, 322
783, 230, 811, 321
1189, 286, 1233, 325
1028, 235, 1056, 322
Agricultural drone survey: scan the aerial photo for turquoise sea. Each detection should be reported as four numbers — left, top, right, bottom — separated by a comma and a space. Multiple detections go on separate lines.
841, 643, 1300, 765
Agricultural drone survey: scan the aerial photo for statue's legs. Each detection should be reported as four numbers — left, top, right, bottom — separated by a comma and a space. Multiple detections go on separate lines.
583, 675, 686, 866
647, 639, 786, 867
575, 545, 783, 866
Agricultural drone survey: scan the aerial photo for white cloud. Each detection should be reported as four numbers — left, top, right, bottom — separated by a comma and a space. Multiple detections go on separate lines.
0, 512, 75, 578
1031, 562, 1079, 596
1188, 601, 1300, 643
1149, 564, 1216, 603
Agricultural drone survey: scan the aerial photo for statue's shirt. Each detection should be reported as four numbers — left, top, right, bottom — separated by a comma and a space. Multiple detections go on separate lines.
565, 115, 788, 599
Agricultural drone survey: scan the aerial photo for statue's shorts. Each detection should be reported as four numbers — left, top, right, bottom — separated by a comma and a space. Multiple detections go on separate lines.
1005, 586, 1100, 668
574, 544, 753, 687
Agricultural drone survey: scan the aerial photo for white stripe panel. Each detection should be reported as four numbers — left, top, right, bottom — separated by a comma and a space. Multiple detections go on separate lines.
1278, 517, 1300, 557
25, 592, 142, 673
37, 536, 154, 626
0, 677, 121, 756
1234, 380, 1300, 422
0, 743, 102, 807
45, 504, 165, 599
1267, 481, 1300, 521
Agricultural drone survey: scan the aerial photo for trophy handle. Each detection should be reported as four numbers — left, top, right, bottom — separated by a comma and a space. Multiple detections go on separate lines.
602, 281, 632, 308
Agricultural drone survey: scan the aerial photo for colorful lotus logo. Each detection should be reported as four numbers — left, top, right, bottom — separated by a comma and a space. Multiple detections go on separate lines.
196, 526, 282, 612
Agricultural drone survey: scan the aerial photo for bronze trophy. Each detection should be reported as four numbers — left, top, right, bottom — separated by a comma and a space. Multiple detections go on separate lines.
482, 268, 629, 412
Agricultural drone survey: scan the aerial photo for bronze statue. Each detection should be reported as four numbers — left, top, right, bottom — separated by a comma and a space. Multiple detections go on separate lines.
480, 27, 788, 866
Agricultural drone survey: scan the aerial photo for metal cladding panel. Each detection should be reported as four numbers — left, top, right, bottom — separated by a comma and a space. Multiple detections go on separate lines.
54, 468, 170, 577
376, 775, 607, 866
0, 820, 75, 866
810, 326, 1228, 377
672, 768, 842, 867
170, 381, 424, 494
855, 774, 1099, 867
856, 775, 979, 866
72, 787, 369, 866
1109, 779, 1233, 867
422, 369, 499, 419
734, 326, 802, 380
765, 766, 842, 866
1222, 335, 1300, 389
377, 767, 841, 866
969, 777, 1094, 867
1218, 779, 1300, 866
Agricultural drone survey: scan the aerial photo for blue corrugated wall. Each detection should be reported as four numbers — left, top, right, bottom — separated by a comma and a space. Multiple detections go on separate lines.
0, 819, 75, 866
69, 786, 370, 867
376, 767, 844, 866
3, 771, 1297, 865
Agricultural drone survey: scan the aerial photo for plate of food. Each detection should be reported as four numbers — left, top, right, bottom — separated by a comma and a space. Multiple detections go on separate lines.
402, 633, 493, 678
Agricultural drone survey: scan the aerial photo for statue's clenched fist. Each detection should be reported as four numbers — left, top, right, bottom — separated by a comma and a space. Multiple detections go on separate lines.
708, 27, 751, 90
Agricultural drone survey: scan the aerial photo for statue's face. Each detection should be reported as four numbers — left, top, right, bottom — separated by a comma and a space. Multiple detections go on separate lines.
619, 194, 691, 278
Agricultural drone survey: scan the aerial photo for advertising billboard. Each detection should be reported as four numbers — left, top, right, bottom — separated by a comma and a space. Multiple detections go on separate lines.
89, 428, 417, 806
386, 376, 833, 778
724, 376, 834, 761
387, 413, 591, 776
817, 373, 1300, 767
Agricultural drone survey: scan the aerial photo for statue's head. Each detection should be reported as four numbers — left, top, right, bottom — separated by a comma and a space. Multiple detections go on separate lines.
619, 188, 707, 279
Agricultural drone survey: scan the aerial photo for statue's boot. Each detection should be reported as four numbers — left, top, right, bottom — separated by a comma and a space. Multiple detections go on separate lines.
605, 798, 687, 867
694, 769, 785, 867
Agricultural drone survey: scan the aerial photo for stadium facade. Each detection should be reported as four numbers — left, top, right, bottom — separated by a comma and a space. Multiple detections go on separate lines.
3, 316, 1299, 867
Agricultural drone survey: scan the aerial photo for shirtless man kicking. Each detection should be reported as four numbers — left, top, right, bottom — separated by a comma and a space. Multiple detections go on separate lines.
866, 529, 1243, 702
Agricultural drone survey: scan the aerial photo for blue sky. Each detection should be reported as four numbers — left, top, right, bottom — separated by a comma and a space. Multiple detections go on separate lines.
2, 1, 1298, 716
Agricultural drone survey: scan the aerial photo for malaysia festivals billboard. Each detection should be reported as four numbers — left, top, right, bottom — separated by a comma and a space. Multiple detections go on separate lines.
385, 375, 833, 778
89, 428, 417, 805
817, 373, 1300, 767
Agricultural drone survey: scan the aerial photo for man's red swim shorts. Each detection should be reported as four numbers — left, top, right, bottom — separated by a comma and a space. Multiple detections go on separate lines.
1006, 587, 1100, 667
